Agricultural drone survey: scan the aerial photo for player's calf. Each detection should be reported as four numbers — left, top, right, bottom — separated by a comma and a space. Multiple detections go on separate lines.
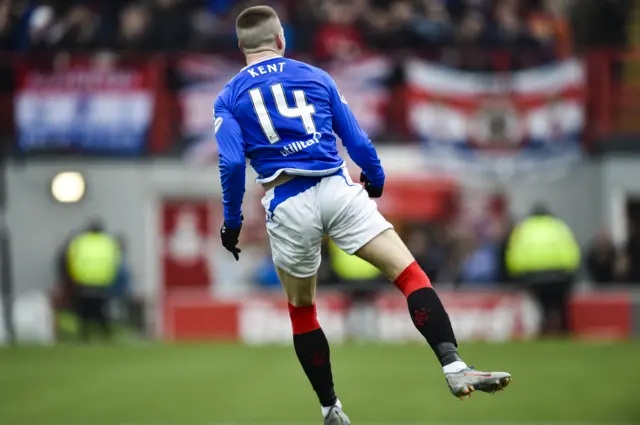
288, 302, 341, 414
280, 268, 343, 418
392, 260, 464, 368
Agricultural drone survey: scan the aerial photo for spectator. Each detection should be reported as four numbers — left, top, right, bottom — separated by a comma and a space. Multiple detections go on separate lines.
412, 0, 454, 46
0, 0, 15, 50
495, 215, 514, 283
456, 10, 488, 46
490, 0, 537, 48
112, 2, 154, 51
151, 0, 189, 51
624, 221, 640, 284
406, 224, 446, 283
527, 0, 573, 58
434, 223, 471, 283
313, 0, 365, 62
111, 234, 132, 299
586, 229, 622, 284
24, 4, 56, 51
505, 204, 580, 335
54, 4, 102, 51
381, 0, 417, 49
109, 234, 134, 332
188, 0, 235, 51
61, 219, 122, 342
442, 0, 467, 22
454, 10, 492, 70
458, 219, 504, 286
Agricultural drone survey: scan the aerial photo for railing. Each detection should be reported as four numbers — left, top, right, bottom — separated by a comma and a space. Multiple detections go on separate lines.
0, 48, 639, 156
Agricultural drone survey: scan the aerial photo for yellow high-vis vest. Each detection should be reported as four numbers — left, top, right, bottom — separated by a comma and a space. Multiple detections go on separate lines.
506, 215, 580, 276
67, 232, 121, 287
328, 240, 380, 281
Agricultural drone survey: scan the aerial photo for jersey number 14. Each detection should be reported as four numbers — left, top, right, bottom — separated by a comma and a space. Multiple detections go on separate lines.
249, 83, 317, 144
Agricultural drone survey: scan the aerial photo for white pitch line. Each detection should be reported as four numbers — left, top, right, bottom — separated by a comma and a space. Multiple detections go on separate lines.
175, 422, 637, 425
64, 422, 640, 425
90, 422, 630, 424
12, 423, 638, 425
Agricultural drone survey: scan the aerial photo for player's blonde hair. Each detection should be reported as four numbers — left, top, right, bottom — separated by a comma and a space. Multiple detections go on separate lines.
236, 6, 283, 54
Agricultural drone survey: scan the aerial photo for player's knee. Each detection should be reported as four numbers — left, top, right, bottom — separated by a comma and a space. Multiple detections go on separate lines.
287, 291, 315, 308
356, 229, 414, 280
384, 252, 415, 281
277, 268, 317, 307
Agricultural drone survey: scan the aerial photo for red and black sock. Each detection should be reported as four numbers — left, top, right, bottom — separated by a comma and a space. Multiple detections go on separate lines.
289, 303, 337, 407
394, 261, 462, 366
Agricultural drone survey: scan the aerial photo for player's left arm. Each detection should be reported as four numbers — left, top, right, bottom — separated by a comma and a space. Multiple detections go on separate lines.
214, 96, 246, 230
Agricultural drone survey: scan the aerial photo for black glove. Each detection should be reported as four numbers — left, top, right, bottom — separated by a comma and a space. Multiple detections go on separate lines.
220, 218, 242, 261
360, 172, 383, 198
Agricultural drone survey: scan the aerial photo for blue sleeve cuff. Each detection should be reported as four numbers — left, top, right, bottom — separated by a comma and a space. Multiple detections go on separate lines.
224, 215, 243, 229
364, 167, 385, 187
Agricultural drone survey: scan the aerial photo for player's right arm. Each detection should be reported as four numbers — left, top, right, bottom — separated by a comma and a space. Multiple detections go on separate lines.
323, 73, 385, 189
214, 93, 246, 230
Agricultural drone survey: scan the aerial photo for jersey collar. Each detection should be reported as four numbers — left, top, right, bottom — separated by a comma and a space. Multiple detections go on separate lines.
241, 55, 282, 71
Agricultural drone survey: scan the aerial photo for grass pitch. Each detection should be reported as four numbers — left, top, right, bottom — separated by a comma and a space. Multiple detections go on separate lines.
0, 340, 638, 424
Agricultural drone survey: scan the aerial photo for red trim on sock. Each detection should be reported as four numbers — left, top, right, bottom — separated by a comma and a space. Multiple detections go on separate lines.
288, 303, 321, 335
393, 261, 432, 298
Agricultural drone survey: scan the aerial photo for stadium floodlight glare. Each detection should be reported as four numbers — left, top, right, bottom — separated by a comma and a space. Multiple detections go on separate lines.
51, 171, 85, 203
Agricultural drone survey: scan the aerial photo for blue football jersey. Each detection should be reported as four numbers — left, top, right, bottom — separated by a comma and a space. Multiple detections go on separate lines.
214, 56, 384, 228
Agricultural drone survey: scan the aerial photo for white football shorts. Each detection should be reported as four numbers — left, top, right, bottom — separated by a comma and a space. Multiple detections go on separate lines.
261, 169, 393, 278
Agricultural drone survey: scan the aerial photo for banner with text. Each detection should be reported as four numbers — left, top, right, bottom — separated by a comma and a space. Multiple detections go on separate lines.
406, 58, 585, 183
14, 63, 154, 155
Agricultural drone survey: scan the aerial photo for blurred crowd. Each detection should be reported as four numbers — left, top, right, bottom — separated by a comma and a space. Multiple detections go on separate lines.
309, 208, 518, 288
0, 0, 631, 61
256, 204, 640, 290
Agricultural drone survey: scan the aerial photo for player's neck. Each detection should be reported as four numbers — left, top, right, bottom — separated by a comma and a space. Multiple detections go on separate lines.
245, 50, 282, 67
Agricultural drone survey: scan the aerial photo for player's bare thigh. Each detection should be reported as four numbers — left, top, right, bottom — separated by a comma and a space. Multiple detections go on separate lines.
355, 229, 415, 281
276, 266, 317, 307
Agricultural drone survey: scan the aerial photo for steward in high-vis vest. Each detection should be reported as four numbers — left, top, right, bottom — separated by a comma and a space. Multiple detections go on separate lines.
328, 240, 382, 340
328, 240, 381, 283
66, 222, 121, 341
506, 205, 580, 334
